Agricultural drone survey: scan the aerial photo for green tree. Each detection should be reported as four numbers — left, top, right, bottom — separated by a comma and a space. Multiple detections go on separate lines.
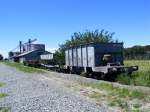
54, 29, 117, 65
53, 48, 65, 66
124, 45, 150, 60
0, 54, 3, 60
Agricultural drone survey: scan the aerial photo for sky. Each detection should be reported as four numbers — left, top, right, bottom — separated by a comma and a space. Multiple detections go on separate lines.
0, 0, 149, 57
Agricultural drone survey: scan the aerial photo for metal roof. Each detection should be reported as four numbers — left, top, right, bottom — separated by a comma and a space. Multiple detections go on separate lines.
17, 50, 36, 57
16, 50, 52, 57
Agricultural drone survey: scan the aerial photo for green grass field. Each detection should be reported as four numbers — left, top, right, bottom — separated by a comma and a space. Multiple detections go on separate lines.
124, 60, 150, 72
117, 60, 150, 87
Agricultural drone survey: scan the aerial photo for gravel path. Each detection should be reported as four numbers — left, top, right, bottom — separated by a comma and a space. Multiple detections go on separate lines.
0, 64, 113, 112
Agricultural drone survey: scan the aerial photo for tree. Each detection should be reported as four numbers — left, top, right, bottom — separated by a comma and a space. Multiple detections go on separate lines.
0, 54, 3, 60
124, 45, 150, 60
53, 48, 65, 66
54, 29, 117, 65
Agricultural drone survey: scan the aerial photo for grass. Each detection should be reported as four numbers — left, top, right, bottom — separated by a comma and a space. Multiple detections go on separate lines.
124, 60, 150, 72
0, 107, 10, 112
79, 82, 149, 111
0, 93, 8, 98
0, 83, 5, 87
109, 99, 129, 111
0, 82, 10, 112
0, 82, 8, 99
117, 60, 150, 87
2, 61, 45, 74
82, 83, 145, 99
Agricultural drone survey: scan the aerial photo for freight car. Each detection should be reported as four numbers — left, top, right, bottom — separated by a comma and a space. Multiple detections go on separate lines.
22, 42, 138, 80
65, 43, 138, 79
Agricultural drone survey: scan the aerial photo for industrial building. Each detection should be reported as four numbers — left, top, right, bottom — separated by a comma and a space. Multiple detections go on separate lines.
9, 39, 53, 64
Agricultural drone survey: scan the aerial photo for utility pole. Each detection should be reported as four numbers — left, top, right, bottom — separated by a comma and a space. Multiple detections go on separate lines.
28, 39, 31, 51
19, 41, 22, 54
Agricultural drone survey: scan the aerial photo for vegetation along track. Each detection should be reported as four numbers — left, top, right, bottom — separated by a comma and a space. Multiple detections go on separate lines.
1, 61, 150, 112
117, 60, 150, 87
0, 80, 9, 112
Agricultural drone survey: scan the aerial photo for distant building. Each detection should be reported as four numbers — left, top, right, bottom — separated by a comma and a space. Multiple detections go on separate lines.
9, 40, 53, 63
17, 50, 51, 63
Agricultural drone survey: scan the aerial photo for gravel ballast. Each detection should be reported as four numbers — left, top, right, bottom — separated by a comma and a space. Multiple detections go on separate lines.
0, 63, 113, 112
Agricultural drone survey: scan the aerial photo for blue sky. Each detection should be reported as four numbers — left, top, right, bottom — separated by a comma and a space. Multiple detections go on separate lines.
0, 0, 149, 57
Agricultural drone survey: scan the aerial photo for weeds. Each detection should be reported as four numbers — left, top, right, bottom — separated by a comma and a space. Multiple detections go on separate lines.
109, 99, 129, 111
0, 93, 8, 98
0, 82, 7, 98
0, 107, 10, 112
132, 103, 141, 109
0, 83, 5, 87
117, 71, 150, 87
79, 82, 148, 111
80, 82, 146, 99
89, 92, 102, 99
3, 61, 45, 74
130, 90, 145, 99
117, 60, 150, 87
